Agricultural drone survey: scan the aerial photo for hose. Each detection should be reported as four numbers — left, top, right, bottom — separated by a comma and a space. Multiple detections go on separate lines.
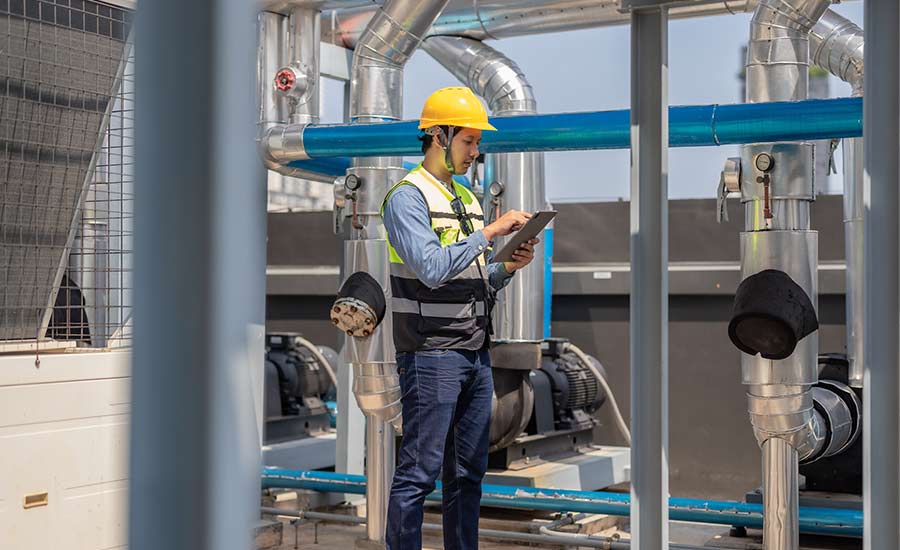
293, 335, 338, 389
563, 342, 632, 446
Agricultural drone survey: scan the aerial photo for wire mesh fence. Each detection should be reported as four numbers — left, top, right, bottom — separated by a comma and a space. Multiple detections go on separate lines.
1, 0, 133, 349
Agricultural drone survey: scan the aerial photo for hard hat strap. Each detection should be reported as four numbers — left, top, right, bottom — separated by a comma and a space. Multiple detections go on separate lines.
440, 126, 457, 175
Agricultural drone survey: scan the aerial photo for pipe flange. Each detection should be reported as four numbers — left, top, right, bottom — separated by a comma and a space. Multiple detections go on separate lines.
331, 297, 378, 338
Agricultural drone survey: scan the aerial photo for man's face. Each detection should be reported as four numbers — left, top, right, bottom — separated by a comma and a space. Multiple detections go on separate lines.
445, 127, 482, 174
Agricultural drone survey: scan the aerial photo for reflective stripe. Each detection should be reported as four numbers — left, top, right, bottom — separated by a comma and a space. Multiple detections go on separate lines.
422, 301, 486, 318
392, 297, 420, 314
392, 297, 486, 318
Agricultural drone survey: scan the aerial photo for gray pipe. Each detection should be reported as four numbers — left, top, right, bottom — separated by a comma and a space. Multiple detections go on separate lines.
810, 10, 864, 388
422, 36, 546, 341
342, 0, 451, 545
739, 0, 831, 549
323, 0, 759, 47
260, 507, 713, 550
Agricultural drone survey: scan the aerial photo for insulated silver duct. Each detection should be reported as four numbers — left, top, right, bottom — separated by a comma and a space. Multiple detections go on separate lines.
257, 8, 333, 183
810, 10, 864, 388
323, 0, 758, 47
284, 7, 321, 125
738, 0, 831, 548
422, 36, 546, 341
340, 1, 450, 546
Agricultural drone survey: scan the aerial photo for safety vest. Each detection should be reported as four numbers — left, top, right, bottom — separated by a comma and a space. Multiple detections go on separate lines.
381, 164, 491, 353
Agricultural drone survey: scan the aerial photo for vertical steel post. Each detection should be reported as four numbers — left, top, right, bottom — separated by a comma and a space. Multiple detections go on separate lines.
131, 2, 263, 550
629, 6, 669, 550
863, 0, 900, 548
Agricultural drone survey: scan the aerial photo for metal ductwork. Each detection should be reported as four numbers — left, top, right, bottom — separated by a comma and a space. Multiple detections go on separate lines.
423, 36, 547, 342
729, 0, 832, 548
810, 10, 864, 388
323, 0, 759, 48
334, 1, 450, 546
256, 8, 335, 183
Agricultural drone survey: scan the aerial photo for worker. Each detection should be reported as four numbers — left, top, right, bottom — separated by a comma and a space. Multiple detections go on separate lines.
381, 86, 539, 550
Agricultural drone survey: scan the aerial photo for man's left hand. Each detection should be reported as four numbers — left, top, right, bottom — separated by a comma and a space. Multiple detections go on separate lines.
503, 238, 540, 273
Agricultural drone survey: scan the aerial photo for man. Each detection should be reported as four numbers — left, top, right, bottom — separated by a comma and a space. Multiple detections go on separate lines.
381, 86, 539, 550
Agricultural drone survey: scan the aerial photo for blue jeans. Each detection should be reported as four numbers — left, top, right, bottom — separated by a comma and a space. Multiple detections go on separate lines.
386, 348, 493, 550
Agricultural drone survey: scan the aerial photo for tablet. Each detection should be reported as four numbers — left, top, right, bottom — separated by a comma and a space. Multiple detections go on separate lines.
492, 210, 557, 263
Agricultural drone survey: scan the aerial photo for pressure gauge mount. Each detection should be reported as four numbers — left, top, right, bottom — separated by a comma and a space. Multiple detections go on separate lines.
345, 173, 362, 191
754, 152, 774, 173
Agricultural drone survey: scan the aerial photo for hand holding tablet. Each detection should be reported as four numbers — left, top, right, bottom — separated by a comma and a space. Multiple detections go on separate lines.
492, 210, 557, 263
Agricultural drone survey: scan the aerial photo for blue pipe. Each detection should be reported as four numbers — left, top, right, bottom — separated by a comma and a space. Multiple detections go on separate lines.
261, 468, 862, 537
281, 97, 861, 160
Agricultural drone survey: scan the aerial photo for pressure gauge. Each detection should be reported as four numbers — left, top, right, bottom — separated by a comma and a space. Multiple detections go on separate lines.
488, 180, 504, 197
345, 173, 362, 191
754, 152, 775, 173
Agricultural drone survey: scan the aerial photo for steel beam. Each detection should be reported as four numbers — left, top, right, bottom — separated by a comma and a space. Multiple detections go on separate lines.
863, 0, 900, 548
131, 2, 264, 550
629, 6, 669, 550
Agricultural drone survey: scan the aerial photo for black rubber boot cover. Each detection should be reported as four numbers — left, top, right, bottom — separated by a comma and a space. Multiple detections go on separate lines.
729, 268, 819, 360
336, 271, 386, 324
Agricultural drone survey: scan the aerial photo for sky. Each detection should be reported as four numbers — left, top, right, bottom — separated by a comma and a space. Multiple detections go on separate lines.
322, 2, 864, 203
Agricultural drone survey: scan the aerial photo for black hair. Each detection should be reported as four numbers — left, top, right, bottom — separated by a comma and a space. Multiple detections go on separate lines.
418, 125, 455, 155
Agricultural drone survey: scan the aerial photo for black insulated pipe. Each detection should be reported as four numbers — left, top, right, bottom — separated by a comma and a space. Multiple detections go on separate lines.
728, 269, 819, 360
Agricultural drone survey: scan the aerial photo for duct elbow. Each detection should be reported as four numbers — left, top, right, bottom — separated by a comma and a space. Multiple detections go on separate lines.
750, 0, 831, 35
350, 0, 450, 121
810, 9, 864, 97
423, 36, 537, 115
259, 123, 310, 165
802, 380, 863, 464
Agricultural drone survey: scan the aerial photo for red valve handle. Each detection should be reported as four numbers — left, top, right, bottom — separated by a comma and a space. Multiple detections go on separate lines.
275, 69, 295, 91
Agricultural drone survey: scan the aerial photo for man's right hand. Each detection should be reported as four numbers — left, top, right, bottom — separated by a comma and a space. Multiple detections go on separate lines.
483, 210, 531, 241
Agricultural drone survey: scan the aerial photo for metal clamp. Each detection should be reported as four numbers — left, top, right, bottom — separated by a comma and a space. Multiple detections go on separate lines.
717, 157, 741, 223
827, 138, 840, 176
332, 176, 348, 235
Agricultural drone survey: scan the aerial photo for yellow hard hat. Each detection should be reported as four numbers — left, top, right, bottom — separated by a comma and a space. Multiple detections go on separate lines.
418, 87, 497, 131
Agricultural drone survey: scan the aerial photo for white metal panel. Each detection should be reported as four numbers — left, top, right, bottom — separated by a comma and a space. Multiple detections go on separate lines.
0, 351, 130, 550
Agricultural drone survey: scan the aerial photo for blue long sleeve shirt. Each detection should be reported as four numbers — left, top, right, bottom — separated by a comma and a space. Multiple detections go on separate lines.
382, 184, 514, 291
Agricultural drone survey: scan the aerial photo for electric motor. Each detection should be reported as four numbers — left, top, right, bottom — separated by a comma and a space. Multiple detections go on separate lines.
265, 332, 336, 417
